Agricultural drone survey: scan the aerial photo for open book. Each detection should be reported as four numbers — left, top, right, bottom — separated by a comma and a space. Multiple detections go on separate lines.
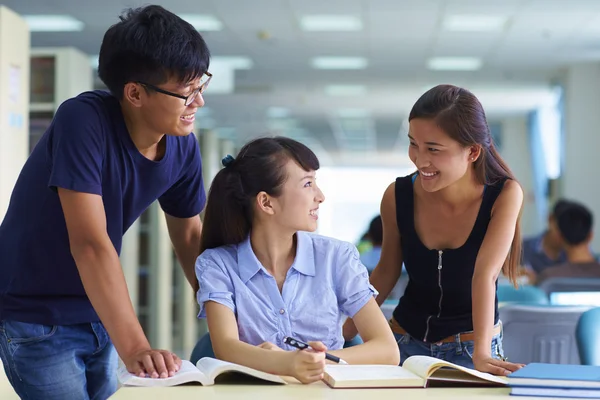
323, 355, 508, 389
118, 357, 287, 387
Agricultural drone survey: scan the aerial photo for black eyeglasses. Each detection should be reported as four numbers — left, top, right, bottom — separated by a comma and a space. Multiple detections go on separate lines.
139, 72, 212, 106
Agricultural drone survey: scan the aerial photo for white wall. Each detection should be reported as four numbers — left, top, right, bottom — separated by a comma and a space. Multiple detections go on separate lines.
563, 63, 600, 251
499, 116, 540, 237
0, 6, 30, 219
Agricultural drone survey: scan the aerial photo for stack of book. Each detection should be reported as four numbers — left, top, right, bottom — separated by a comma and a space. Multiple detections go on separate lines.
508, 363, 600, 399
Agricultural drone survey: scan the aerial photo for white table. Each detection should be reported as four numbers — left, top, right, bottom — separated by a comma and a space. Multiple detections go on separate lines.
109, 382, 559, 400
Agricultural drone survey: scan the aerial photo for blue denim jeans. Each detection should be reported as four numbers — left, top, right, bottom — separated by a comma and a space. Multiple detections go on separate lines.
395, 326, 505, 369
0, 320, 118, 400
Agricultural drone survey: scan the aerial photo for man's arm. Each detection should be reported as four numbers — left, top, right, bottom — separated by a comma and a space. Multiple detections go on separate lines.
165, 213, 202, 289
58, 188, 180, 378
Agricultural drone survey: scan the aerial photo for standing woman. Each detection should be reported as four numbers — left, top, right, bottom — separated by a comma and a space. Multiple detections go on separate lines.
344, 85, 525, 375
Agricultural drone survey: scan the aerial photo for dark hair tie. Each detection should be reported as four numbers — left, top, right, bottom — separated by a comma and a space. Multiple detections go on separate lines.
221, 154, 235, 167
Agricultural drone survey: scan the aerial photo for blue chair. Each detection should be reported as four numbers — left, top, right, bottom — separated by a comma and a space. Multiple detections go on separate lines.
497, 284, 549, 305
190, 332, 364, 364
576, 307, 600, 365
190, 333, 215, 365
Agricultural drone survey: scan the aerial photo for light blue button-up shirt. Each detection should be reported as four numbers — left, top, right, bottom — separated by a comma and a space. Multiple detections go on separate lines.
196, 231, 377, 351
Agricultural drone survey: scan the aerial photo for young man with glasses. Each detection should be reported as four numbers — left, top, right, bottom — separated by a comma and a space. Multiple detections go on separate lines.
0, 5, 211, 399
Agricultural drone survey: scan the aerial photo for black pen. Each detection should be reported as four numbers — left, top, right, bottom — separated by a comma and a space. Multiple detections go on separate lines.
283, 336, 348, 365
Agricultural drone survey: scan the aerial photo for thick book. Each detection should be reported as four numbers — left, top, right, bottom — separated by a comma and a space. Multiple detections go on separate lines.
323, 355, 508, 389
117, 357, 288, 387
508, 363, 600, 389
511, 386, 600, 399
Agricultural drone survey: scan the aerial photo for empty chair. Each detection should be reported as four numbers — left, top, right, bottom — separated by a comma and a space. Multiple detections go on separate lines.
538, 277, 600, 300
497, 284, 549, 305
576, 307, 600, 365
500, 304, 592, 365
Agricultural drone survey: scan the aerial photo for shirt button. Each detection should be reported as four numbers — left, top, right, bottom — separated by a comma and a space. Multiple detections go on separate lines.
279, 308, 285, 314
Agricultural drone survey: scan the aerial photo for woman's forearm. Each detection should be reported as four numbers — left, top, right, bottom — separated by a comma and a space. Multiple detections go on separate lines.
213, 337, 292, 376
471, 274, 497, 356
329, 335, 400, 365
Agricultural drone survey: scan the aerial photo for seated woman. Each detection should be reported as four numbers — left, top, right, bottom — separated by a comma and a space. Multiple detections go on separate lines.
194, 137, 399, 384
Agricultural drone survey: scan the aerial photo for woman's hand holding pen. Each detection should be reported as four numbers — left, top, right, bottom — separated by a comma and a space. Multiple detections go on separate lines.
286, 341, 327, 384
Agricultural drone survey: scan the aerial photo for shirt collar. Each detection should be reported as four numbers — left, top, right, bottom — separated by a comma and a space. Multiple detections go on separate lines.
237, 231, 316, 283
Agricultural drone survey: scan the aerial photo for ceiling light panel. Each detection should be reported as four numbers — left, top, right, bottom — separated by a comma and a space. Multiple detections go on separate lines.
300, 15, 363, 32
24, 15, 84, 32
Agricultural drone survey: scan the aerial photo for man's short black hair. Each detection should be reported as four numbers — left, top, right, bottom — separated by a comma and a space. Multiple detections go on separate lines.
552, 199, 572, 218
556, 202, 593, 246
98, 5, 210, 98
367, 215, 383, 246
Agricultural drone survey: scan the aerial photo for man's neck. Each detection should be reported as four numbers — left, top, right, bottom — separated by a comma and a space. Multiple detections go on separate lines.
121, 103, 165, 161
541, 233, 562, 260
565, 245, 595, 264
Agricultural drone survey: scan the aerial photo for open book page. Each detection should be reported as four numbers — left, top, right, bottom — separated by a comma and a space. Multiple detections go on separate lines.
323, 365, 424, 388
402, 356, 508, 386
117, 360, 211, 387
196, 357, 287, 385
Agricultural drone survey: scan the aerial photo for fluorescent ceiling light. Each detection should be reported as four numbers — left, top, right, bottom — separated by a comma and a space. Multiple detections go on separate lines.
267, 107, 290, 118
427, 57, 482, 71
443, 14, 507, 32
212, 56, 253, 69
23, 15, 84, 32
325, 85, 366, 96
311, 57, 368, 70
300, 15, 362, 32
179, 14, 223, 31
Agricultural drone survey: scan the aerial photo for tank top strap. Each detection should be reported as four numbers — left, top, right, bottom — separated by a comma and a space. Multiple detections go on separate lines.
471, 177, 509, 236
394, 173, 417, 238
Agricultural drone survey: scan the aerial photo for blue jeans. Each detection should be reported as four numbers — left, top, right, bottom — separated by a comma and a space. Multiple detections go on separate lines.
395, 327, 505, 369
0, 320, 118, 400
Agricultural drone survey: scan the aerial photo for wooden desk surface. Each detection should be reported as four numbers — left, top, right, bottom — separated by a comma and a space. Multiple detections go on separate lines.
109, 382, 558, 400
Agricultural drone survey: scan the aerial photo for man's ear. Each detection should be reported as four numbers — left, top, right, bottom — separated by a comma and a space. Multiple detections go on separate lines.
123, 82, 144, 108
256, 191, 275, 215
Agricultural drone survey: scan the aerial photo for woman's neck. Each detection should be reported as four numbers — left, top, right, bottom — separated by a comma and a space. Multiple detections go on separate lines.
428, 170, 483, 210
250, 224, 296, 277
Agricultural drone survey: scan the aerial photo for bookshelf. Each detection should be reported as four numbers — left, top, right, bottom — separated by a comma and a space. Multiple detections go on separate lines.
29, 47, 92, 151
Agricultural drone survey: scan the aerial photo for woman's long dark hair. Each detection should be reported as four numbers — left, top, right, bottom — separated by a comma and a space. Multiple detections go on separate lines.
193, 136, 319, 293
409, 85, 522, 286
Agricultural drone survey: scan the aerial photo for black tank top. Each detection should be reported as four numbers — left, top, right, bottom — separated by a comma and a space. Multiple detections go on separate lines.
392, 173, 507, 343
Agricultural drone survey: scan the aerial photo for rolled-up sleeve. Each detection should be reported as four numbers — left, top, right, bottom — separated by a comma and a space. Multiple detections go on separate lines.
335, 242, 378, 318
195, 255, 235, 318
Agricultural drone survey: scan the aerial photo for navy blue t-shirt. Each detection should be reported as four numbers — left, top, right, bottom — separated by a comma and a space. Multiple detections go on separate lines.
0, 90, 206, 325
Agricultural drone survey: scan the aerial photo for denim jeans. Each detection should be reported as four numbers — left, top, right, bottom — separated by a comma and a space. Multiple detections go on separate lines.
394, 326, 505, 369
0, 320, 118, 400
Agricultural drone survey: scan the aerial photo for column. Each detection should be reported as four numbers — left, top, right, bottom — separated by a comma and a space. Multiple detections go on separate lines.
500, 117, 539, 236
176, 265, 198, 358
120, 220, 140, 313
200, 129, 220, 187
220, 138, 236, 159
0, 6, 29, 218
563, 63, 600, 250
148, 202, 173, 349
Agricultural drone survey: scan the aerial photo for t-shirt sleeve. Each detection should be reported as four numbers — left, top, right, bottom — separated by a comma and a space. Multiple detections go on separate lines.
159, 133, 206, 218
335, 242, 378, 318
47, 98, 105, 195
195, 254, 235, 318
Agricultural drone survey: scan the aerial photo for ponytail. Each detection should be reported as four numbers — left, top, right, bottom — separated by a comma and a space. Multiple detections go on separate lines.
481, 143, 522, 287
